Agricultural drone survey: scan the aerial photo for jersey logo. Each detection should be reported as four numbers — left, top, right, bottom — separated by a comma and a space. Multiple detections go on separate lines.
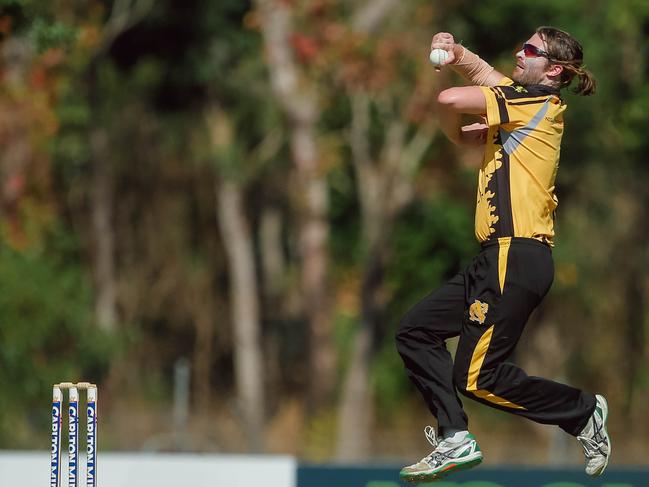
514, 85, 527, 93
469, 300, 489, 324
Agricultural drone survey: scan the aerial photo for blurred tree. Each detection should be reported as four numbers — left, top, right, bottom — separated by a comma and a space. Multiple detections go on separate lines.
0, 0, 112, 444
256, 0, 337, 413
332, 1, 440, 460
207, 105, 266, 452
86, 0, 154, 332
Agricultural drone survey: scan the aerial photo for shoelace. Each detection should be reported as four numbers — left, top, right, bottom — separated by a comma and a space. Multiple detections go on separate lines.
419, 426, 439, 465
577, 416, 607, 459
424, 425, 438, 449
577, 435, 601, 459
421, 426, 460, 467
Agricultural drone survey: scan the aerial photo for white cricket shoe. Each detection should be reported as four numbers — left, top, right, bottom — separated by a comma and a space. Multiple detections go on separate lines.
577, 394, 611, 477
399, 426, 483, 483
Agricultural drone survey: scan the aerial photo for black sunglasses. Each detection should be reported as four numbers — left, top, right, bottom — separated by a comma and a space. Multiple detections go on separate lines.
522, 43, 552, 59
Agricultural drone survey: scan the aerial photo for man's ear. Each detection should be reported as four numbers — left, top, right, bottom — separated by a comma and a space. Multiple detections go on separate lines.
546, 63, 564, 78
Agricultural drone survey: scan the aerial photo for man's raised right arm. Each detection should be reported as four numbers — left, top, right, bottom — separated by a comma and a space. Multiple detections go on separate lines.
431, 32, 505, 87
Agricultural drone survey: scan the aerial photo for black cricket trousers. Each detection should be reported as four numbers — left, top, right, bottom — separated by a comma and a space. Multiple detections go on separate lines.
395, 237, 595, 437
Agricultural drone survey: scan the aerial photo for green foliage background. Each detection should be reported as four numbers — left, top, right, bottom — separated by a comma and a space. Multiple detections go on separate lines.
0, 0, 647, 462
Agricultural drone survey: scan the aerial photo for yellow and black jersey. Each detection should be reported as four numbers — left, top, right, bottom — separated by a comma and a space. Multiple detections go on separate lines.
476, 77, 566, 246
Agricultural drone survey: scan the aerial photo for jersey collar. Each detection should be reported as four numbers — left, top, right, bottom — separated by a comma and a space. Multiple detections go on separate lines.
521, 84, 561, 97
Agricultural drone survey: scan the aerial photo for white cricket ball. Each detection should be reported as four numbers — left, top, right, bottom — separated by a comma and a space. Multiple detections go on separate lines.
429, 48, 449, 67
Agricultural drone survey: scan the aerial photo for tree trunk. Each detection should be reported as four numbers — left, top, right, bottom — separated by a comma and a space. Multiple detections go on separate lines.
90, 127, 118, 332
260, 206, 286, 298
216, 179, 265, 452
192, 293, 214, 413
622, 259, 645, 414
336, 89, 432, 458
256, 0, 335, 410
336, 320, 374, 460
85, 0, 156, 332
294, 125, 335, 409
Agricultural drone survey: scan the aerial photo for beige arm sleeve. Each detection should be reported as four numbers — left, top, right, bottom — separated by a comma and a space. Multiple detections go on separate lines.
450, 45, 501, 86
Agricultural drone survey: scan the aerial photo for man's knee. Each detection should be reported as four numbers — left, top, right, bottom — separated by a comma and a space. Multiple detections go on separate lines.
395, 309, 446, 354
395, 314, 416, 355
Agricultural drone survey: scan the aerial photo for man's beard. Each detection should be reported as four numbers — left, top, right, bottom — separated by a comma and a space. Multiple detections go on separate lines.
512, 63, 545, 86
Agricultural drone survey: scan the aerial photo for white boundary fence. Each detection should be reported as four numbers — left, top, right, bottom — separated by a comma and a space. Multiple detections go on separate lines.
0, 451, 297, 487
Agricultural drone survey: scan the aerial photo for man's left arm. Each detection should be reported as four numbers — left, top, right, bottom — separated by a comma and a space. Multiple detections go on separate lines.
437, 86, 488, 145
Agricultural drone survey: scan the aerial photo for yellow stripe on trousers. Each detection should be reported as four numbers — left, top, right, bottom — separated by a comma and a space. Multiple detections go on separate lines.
498, 237, 511, 294
465, 237, 526, 410
466, 325, 494, 392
